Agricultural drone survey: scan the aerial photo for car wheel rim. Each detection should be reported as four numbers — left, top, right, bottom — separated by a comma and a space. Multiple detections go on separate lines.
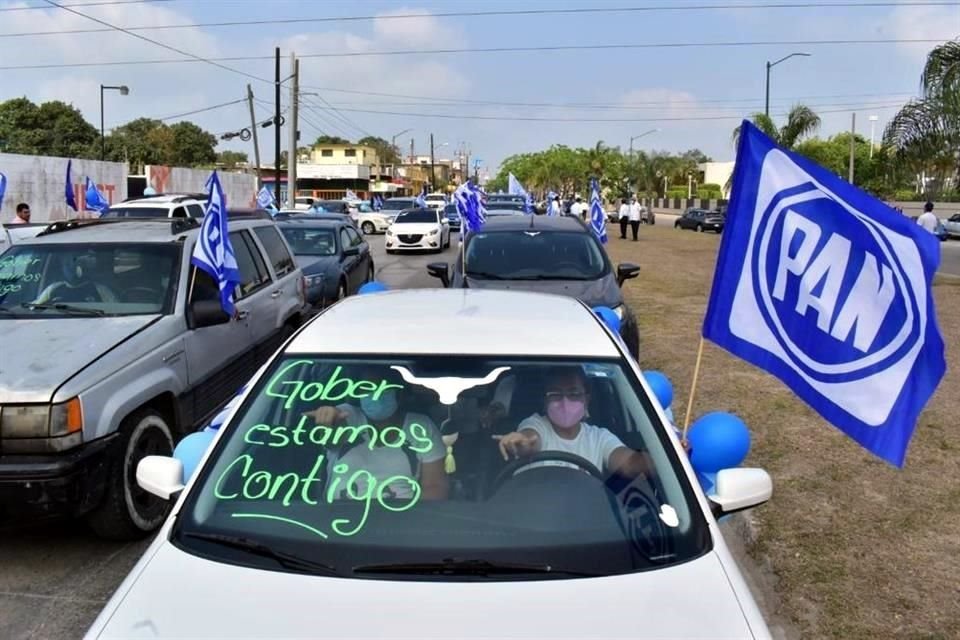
362, 222, 374, 234
124, 417, 173, 529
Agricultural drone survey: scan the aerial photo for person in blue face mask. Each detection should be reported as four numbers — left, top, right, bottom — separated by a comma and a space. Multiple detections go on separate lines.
305, 366, 449, 501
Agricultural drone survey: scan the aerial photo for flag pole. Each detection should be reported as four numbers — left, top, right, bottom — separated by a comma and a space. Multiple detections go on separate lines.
187, 265, 198, 302
681, 337, 705, 443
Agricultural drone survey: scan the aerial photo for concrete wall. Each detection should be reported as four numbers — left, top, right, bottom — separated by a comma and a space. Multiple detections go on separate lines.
1, 152, 127, 223
642, 195, 960, 220
145, 165, 257, 208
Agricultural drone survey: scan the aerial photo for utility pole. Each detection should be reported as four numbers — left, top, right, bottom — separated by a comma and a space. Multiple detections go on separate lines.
409, 138, 414, 164
848, 112, 856, 184
429, 133, 436, 191
274, 47, 282, 206
287, 53, 299, 206
246, 84, 262, 190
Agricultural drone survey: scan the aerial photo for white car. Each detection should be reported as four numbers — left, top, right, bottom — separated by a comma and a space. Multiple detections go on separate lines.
103, 194, 206, 219
385, 207, 451, 253
87, 289, 774, 640
942, 213, 960, 239
356, 209, 395, 236
425, 192, 448, 211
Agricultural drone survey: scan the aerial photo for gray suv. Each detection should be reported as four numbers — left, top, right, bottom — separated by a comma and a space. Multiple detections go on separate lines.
0, 216, 306, 539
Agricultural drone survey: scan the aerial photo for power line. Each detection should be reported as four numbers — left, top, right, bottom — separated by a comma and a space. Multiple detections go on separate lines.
2, 2, 958, 36
40, 0, 274, 85
298, 99, 359, 139
306, 94, 373, 138
0, 0, 177, 11
156, 98, 247, 122
1, 37, 950, 71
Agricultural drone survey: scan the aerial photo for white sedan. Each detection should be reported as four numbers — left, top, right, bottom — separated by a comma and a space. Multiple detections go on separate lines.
385, 207, 451, 253
942, 213, 960, 239
86, 289, 774, 640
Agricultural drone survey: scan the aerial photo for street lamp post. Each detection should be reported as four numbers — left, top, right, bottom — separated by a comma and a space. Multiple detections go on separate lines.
868, 115, 879, 159
628, 128, 659, 157
765, 53, 810, 117
100, 84, 129, 161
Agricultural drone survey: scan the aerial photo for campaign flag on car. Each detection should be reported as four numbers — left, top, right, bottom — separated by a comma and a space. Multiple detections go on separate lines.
0, 172, 7, 212
203, 171, 215, 196
414, 185, 427, 208
191, 171, 242, 317
65, 160, 77, 211
702, 120, 945, 467
373, 194, 383, 211
345, 189, 357, 200
454, 180, 486, 234
589, 178, 608, 244
84, 177, 110, 215
508, 173, 534, 214
256, 185, 275, 210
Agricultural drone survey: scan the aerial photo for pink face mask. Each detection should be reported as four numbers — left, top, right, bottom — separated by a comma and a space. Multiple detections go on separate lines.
547, 397, 586, 429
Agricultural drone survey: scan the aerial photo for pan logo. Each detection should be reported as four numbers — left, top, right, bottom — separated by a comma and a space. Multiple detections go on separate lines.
731, 150, 930, 425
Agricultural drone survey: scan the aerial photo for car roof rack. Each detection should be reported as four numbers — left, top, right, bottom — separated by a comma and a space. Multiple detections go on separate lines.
122, 192, 208, 203
36, 218, 131, 236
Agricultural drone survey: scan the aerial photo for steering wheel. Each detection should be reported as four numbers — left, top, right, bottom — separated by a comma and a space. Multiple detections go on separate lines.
492, 451, 603, 493
46, 281, 115, 303
122, 286, 159, 303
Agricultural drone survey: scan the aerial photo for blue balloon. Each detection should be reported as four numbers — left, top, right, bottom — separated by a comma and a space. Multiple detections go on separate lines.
592, 306, 621, 334
643, 370, 674, 410
687, 411, 751, 474
173, 431, 215, 483
358, 281, 388, 295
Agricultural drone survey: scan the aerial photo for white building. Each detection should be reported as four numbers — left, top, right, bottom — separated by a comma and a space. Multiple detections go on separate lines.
699, 161, 735, 198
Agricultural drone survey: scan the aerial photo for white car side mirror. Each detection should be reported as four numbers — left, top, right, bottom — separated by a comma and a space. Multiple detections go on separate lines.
708, 468, 772, 515
137, 456, 186, 500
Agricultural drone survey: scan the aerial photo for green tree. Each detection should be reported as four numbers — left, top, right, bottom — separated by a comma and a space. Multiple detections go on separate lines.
733, 105, 821, 149
0, 97, 98, 158
314, 135, 351, 145
169, 121, 217, 166
357, 135, 400, 164
216, 150, 249, 169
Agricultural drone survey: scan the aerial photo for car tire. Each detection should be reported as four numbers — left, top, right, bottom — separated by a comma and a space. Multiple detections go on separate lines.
697, 223, 704, 232
337, 280, 348, 300
366, 263, 375, 283
85, 408, 174, 540
361, 221, 375, 235
621, 312, 640, 361
674, 222, 681, 229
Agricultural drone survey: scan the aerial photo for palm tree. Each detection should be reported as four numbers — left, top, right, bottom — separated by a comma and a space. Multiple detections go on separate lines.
884, 39, 960, 194
732, 104, 821, 149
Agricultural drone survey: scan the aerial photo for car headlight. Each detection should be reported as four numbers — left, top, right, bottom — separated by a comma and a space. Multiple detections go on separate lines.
0, 398, 83, 438
427, 227, 440, 235
386, 228, 394, 236
304, 273, 325, 288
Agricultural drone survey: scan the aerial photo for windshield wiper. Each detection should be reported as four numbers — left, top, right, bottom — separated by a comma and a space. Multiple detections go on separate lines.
509, 275, 591, 281
20, 302, 106, 316
182, 532, 339, 575
353, 558, 596, 577
465, 271, 509, 280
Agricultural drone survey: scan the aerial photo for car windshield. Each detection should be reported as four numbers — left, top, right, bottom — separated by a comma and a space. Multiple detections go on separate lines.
174, 355, 708, 580
395, 210, 438, 224
465, 231, 609, 280
280, 228, 337, 257
102, 207, 169, 218
444, 205, 459, 215
0, 242, 179, 316
489, 202, 526, 213
381, 200, 413, 211
488, 195, 524, 204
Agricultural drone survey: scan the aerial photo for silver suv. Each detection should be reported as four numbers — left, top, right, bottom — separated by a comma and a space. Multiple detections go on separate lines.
0, 215, 306, 539
103, 194, 207, 219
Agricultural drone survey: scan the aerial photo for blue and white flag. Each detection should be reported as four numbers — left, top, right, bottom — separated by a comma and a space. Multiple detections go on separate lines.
203, 172, 215, 195
508, 173, 534, 214
373, 194, 384, 211
454, 180, 486, 234
191, 171, 242, 317
345, 189, 358, 200
0, 172, 6, 213
703, 120, 945, 467
84, 177, 110, 215
589, 178, 608, 244
414, 185, 427, 208
65, 160, 77, 212
256, 185, 275, 210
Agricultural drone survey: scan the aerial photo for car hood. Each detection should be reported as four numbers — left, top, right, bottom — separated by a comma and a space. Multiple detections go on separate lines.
293, 255, 338, 272
90, 542, 756, 639
463, 275, 622, 307
391, 223, 442, 234
0, 316, 159, 403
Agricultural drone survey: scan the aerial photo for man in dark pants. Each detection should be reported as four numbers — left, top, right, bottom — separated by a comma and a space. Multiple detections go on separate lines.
618, 198, 629, 239
629, 197, 641, 241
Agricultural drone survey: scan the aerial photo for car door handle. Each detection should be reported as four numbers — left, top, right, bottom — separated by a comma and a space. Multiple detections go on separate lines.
236, 310, 250, 320
271, 289, 283, 299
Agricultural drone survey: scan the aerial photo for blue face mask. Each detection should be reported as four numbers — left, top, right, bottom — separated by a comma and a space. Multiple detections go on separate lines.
361, 389, 398, 421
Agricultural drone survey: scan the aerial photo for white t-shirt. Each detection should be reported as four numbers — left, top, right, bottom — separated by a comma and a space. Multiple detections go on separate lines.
518, 413, 626, 473
917, 211, 939, 233
628, 203, 642, 222
619, 204, 629, 220
329, 405, 445, 499
570, 202, 585, 217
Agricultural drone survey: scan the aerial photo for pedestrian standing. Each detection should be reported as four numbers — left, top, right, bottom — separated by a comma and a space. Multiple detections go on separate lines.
628, 196, 642, 241
549, 195, 562, 216
10, 202, 30, 224
916, 201, 938, 234
570, 196, 585, 220
618, 198, 629, 239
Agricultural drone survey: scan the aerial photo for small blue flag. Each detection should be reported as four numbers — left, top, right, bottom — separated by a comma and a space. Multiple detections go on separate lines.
414, 185, 427, 208
373, 194, 383, 211
256, 185, 275, 210
191, 171, 242, 317
84, 177, 110, 215
508, 173, 534, 214
345, 189, 358, 200
702, 120, 945, 467
589, 178, 608, 244
65, 160, 77, 212
454, 180, 486, 235
0, 172, 7, 213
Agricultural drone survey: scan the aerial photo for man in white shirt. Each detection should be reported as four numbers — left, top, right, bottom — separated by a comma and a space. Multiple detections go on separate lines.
549, 195, 562, 216
494, 367, 651, 478
917, 202, 939, 234
569, 196, 585, 221
628, 197, 642, 241
618, 198, 630, 239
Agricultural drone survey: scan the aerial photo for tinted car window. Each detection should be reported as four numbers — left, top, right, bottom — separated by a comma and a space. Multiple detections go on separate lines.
187, 204, 205, 218
395, 210, 439, 224
339, 229, 352, 252
466, 231, 609, 280
280, 227, 337, 256
231, 231, 272, 298
381, 199, 415, 211
102, 207, 169, 218
345, 227, 363, 247
253, 226, 296, 278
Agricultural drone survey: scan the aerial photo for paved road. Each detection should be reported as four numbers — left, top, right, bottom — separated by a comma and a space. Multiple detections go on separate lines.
0, 235, 445, 640
939, 240, 960, 277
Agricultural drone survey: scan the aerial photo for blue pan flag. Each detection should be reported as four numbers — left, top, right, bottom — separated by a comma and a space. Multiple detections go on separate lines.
191, 171, 242, 317
702, 120, 945, 467
84, 177, 110, 215
414, 185, 427, 208
454, 180, 486, 235
65, 159, 77, 211
507, 173, 534, 214
256, 185, 275, 210
0, 172, 6, 213
589, 178, 608, 244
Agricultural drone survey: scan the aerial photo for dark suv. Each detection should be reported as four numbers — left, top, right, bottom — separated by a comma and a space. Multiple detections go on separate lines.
426, 216, 641, 358
675, 208, 724, 233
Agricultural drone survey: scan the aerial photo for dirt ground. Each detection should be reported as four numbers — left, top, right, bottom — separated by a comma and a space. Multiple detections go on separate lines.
607, 225, 960, 640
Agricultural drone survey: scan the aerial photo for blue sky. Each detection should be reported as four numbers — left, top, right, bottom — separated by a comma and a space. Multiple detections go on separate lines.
1, 0, 957, 173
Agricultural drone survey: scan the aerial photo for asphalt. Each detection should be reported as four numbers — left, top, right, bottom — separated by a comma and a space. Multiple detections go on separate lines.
939, 240, 960, 277
0, 234, 446, 640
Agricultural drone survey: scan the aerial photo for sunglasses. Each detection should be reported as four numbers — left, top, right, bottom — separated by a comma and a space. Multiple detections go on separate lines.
545, 390, 586, 403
